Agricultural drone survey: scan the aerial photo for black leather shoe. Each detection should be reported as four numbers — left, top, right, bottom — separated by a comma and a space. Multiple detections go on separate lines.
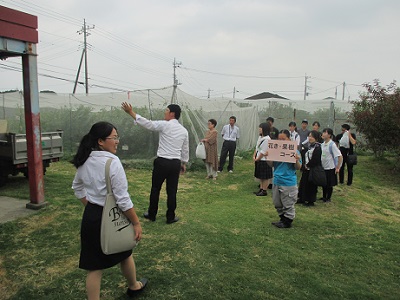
127, 278, 148, 298
256, 190, 267, 196
166, 217, 179, 224
253, 188, 262, 195
143, 212, 155, 221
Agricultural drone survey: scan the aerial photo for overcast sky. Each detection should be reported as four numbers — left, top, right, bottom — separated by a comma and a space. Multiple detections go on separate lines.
1, 0, 399, 100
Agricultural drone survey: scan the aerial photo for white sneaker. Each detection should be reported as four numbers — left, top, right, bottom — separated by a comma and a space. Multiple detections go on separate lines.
229, 170, 233, 173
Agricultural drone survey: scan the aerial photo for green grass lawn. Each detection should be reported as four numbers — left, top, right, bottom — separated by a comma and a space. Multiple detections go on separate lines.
0, 155, 399, 300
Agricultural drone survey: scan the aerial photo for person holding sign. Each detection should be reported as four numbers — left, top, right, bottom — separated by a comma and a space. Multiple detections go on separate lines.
266, 130, 301, 228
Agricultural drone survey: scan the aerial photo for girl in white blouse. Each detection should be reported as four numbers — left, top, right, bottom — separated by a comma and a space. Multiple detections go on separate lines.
72, 121, 147, 299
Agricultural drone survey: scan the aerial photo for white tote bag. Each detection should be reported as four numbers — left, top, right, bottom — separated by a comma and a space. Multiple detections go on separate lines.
195, 142, 206, 159
100, 158, 136, 255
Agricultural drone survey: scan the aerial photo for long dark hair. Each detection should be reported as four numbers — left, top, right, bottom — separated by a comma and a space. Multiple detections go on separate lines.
71, 121, 116, 168
259, 122, 271, 137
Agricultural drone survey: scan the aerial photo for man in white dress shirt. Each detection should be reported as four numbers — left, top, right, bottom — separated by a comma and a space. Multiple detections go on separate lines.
218, 116, 240, 173
122, 102, 189, 224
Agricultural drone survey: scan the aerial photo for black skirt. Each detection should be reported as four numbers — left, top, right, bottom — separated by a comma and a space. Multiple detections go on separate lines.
324, 168, 338, 187
79, 202, 132, 270
254, 161, 273, 179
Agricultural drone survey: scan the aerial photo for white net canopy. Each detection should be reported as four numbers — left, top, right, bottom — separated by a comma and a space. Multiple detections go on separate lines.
1, 86, 354, 160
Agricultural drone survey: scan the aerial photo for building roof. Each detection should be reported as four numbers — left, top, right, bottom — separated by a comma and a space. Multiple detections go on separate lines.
244, 92, 288, 100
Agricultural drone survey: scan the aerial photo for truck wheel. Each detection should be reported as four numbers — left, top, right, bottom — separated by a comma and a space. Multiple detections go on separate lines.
23, 167, 47, 178
0, 176, 8, 187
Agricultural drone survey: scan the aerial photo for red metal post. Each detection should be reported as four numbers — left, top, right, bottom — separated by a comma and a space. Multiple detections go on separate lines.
1, 6, 45, 209
22, 54, 47, 209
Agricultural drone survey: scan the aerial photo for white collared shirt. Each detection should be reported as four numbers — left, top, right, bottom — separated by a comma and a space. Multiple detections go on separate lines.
72, 151, 133, 211
256, 135, 271, 161
221, 124, 240, 141
135, 114, 189, 162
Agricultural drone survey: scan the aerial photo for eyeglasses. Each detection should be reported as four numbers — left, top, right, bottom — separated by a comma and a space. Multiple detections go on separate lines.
105, 136, 120, 141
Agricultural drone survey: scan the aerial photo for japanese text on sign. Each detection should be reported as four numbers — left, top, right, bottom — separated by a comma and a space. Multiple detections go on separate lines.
266, 140, 297, 163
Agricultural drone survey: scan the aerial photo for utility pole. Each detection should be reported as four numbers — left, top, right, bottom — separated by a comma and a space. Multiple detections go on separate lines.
233, 87, 239, 99
342, 81, 346, 100
207, 88, 213, 99
73, 19, 94, 95
171, 58, 182, 103
2, 93, 5, 118
303, 75, 310, 100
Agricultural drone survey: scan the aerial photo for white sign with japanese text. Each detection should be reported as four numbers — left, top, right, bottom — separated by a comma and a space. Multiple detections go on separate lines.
266, 140, 297, 163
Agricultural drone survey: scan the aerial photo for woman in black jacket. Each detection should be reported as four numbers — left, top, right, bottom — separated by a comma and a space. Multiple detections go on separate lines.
297, 130, 322, 206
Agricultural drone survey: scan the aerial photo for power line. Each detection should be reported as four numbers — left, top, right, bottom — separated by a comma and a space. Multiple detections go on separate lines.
0, 0, 82, 25
93, 26, 172, 63
0, 0, 366, 99
180, 66, 304, 79
90, 47, 169, 77
0, 62, 159, 92
2, 56, 155, 91
0, 0, 173, 68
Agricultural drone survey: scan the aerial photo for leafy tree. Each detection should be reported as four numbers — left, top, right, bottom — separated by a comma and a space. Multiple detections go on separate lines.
350, 80, 400, 159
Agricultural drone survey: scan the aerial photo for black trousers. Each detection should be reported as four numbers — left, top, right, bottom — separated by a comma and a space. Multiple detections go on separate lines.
218, 140, 236, 171
148, 157, 181, 221
339, 148, 354, 185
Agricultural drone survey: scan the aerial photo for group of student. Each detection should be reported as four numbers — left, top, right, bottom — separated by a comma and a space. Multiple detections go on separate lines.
253, 117, 357, 228
70, 101, 358, 297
